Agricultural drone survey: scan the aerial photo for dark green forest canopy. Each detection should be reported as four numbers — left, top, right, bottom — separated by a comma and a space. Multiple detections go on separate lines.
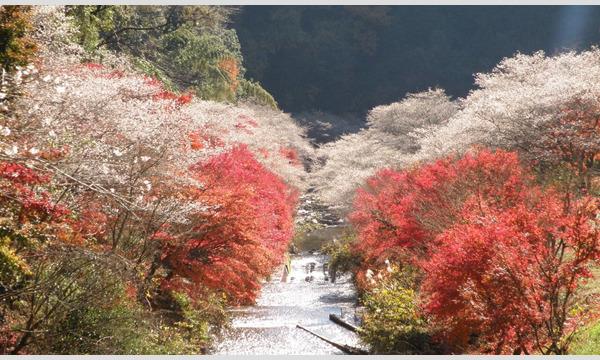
233, 6, 600, 118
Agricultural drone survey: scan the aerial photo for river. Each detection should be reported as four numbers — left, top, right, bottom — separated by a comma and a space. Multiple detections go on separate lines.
211, 250, 363, 355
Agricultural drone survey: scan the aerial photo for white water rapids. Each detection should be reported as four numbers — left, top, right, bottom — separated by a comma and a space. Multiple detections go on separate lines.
212, 251, 363, 355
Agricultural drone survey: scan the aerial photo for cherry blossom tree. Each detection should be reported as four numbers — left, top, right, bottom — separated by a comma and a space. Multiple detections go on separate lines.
415, 50, 600, 189
313, 89, 457, 210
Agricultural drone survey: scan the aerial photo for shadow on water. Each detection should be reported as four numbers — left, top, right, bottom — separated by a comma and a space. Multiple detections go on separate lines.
319, 292, 357, 305
211, 249, 363, 355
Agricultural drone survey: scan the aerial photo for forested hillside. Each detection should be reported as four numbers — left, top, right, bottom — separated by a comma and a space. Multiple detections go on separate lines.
234, 6, 600, 139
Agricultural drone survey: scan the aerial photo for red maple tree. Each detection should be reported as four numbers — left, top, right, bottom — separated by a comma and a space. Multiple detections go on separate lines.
160, 145, 297, 304
351, 148, 599, 353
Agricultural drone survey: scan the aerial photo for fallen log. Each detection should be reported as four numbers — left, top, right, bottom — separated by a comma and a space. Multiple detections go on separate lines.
296, 324, 368, 355
329, 313, 359, 333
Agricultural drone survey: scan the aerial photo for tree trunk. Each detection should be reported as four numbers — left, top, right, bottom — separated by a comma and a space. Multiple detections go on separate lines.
296, 324, 368, 354
329, 313, 359, 333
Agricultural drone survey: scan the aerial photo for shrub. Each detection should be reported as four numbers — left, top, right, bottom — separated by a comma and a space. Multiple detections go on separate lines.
40, 302, 147, 354
359, 265, 435, 354
4, 249, 127, 354
322, 233, 362, 283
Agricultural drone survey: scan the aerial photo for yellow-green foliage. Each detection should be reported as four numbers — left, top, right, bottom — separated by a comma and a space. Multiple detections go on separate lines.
0, 236, 30, 286
137, 291, 228, 354
171, 291, 212, 349
570, 319, 600, 355
322, 233, 362, 282
238, 79, 278, 109
570, 266, 600, 355
65, 5, 277, 107
0, 6, 37, 70
359, 266, 435, 354
17, 252, 229, 355
67, 5, 118, 52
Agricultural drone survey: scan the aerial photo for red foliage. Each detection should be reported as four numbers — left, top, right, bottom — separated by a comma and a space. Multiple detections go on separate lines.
234, 122, 254, 134
279, 147, 301, 166
0, 317, 22, 354
125, 283, 138, 301
0, 162, 49, 184
143, 76, 163, 88
38, 145, 70, 161
153, 90, 192, 106
75, 63, 124, 79
76, 66, 191, 105
66, 197, 108, 245
83, 62, 104, 70
422, 193, 599, 354
161, 145, 297, 304
188, 131, 205, 150
0, 163, 111, 249
0, 162, 69, 238
105, 70, 125, 79
350, 148, 600, 354
188, 129, 225, 150
540, 99, 600, 191
238, 114, 259, 128
350, 148, 528, 286
257, 147, 270, 158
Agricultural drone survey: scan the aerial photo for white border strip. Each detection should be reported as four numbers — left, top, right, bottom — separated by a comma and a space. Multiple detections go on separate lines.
0, 355, 592, 358
6, 1, 600, 5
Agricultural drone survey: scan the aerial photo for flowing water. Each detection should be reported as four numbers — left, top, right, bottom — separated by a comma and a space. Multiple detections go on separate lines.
212, 250, 363, 355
